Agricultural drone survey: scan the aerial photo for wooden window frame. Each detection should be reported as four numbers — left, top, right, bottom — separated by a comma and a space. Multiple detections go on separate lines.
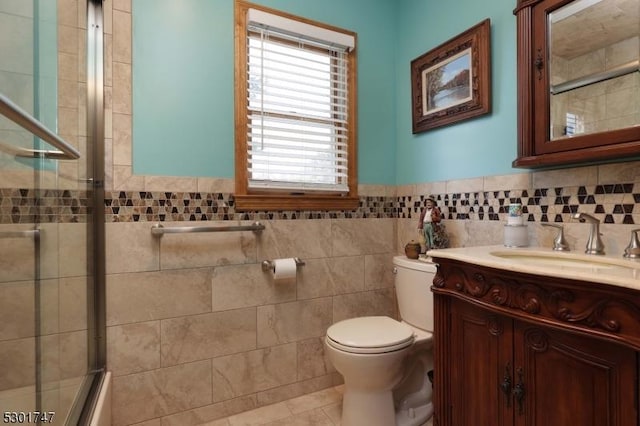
234, 1, 359, 211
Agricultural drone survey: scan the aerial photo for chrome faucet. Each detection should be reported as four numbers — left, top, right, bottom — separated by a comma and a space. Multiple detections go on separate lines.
571, 212, 605, 255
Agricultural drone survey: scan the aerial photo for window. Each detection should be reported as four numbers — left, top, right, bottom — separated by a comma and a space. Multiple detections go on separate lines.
234, 2, 358, 211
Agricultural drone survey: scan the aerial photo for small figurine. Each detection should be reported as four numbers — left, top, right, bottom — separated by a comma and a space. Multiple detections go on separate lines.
418, 195, 442, 250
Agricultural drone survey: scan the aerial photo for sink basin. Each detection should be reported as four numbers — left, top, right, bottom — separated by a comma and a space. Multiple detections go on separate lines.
427, 246, 640, 288
489, 250, 640, 273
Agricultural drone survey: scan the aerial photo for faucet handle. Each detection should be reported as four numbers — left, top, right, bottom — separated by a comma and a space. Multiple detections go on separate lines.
623, 228, 640, 259
541, 223, 570, 251
572, 211, 605, 255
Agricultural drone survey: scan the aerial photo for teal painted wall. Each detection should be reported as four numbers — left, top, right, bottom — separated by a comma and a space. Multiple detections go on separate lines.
132, 0, 235, 177
133, 0, 524, 185
132, 0, 398, 184
394, 0, 520, 184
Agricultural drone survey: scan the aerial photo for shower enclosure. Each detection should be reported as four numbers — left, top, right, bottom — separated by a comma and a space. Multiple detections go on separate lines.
0, 0, 105, 424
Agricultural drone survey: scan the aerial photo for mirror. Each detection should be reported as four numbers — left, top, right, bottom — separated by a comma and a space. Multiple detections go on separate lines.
549, 0, 639, 140
513, 0, 640, 168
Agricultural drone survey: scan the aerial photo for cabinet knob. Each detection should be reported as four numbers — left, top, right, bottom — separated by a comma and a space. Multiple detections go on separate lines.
512, 367, 526, 415
500, 363, 512, 407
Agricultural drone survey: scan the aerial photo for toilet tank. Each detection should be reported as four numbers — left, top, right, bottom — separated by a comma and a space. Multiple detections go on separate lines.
393, 256, 437, 332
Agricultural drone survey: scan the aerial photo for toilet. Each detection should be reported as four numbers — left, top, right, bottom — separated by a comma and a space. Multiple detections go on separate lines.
325, 255, 437, 426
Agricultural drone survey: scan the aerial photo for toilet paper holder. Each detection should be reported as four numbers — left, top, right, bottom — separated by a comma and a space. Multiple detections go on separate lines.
261, 257, 305, 272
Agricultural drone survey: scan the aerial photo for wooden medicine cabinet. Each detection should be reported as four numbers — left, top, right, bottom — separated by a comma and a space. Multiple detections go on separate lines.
513, 0, 640, 168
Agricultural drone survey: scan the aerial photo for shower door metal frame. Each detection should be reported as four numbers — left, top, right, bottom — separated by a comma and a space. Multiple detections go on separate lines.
70, 0, 107, 423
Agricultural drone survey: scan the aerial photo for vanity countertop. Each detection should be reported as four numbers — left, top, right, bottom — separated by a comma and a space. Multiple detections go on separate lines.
426, 245, 640, 291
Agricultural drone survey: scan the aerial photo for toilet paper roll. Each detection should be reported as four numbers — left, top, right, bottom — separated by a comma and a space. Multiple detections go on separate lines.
273, 258, 297, 280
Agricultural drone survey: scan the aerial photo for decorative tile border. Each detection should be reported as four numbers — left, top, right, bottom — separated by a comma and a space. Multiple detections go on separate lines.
0, 189, 91, 224
402, 183, 638, 225
2, 182, 638, 224
104, 191, 397, 222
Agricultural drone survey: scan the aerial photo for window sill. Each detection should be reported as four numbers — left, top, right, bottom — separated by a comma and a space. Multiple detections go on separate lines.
234, 194, 360, 211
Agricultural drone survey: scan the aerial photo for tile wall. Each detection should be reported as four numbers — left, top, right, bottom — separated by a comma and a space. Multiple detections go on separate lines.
397, 164, 640, 256
3, 166, 640, 425
92, 171, 640, 426
104, 215, 396, 425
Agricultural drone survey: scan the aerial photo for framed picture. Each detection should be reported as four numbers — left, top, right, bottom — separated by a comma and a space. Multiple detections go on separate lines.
411, 19, 491, 133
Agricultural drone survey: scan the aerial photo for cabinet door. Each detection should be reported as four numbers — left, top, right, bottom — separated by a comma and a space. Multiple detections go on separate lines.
449, 300, 514, 426
513, 322, 637, 426
514, 0, 640, 168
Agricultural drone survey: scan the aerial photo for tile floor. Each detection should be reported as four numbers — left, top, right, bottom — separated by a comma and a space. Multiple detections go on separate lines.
197, 386, 434, 426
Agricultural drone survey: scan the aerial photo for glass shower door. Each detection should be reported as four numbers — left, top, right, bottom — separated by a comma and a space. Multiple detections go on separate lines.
0, 0, 102, 424
0, 0, 47, 419
0, 159, 39, 417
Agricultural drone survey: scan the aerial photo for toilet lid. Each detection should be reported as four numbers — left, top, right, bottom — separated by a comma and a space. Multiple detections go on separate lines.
326, 316, 414, 354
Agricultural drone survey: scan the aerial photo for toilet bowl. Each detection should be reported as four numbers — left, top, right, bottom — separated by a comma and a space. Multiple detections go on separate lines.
326, 317, 414, 426
324, 256, 437, 426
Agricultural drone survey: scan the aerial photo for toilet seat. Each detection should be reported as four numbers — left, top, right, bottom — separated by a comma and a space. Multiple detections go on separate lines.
326, 316, 415, 354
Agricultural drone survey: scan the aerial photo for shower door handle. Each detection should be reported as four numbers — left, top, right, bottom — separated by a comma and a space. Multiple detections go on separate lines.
0, 93, 80, 160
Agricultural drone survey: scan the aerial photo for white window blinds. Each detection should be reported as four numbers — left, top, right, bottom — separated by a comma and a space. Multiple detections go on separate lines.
245, 9, 354, 193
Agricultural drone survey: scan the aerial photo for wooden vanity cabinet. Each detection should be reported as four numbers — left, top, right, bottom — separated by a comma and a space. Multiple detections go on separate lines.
431, 257, 640, 426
